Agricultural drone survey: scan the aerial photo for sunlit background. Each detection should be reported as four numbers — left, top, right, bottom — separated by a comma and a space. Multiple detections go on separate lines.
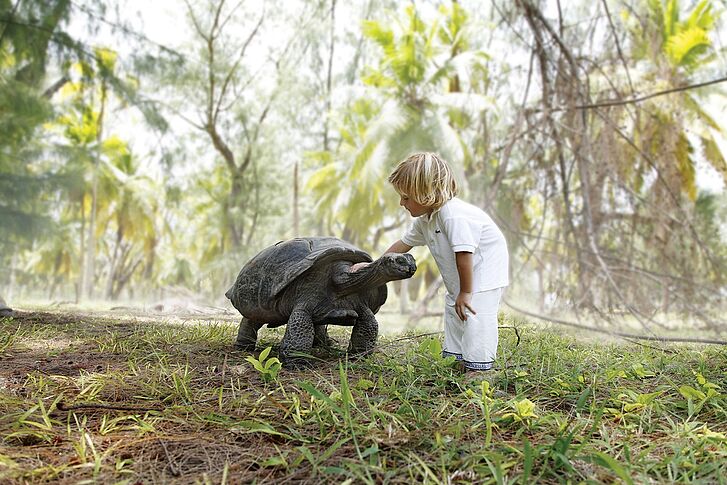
2, 0, 726, 336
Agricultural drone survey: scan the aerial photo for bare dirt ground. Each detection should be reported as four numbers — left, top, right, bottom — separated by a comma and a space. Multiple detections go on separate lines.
1, 312, 130, 383
0, 308, 436, 483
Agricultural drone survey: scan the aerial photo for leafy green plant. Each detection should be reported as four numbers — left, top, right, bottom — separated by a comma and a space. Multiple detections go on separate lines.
416, 337, 458, 369
501, 398, 539, 427
245, 347, 282, 382
676, 371, 722, 416
629, 363, 656, 379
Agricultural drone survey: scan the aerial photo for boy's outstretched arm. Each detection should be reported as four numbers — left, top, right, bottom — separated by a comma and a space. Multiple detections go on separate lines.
351, 240, 412, 272
385, 240, 413, 254
455, 251, 476, 321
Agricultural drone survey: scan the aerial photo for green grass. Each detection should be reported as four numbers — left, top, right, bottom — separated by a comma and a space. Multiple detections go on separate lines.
0, 310, 726, 484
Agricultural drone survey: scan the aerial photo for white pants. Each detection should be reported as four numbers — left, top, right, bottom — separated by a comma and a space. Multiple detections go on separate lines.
442, 288, 503, 370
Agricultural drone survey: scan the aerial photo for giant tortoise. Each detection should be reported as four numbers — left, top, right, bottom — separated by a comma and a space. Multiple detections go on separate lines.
225, 237, 416, 365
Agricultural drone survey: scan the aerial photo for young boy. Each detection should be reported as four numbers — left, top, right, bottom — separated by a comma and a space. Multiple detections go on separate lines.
354, 152, 509, 371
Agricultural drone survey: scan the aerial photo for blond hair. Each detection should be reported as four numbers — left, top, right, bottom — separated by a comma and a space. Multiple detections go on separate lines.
388, 152, 458, 209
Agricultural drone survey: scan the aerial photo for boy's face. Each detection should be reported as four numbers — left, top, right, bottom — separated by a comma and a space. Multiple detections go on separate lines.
399, 194, 432, 217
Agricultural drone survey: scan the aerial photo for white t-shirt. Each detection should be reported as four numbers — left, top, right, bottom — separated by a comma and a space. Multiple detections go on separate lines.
401, 197, 509, 305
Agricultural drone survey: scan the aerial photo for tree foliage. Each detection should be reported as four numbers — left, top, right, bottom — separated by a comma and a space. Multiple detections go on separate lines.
0, 0, 75, 250
0, 0, 725, 331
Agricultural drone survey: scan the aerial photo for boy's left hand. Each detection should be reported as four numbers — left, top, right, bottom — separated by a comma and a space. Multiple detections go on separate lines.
350, 262, 371, 272
455, 292, 476, 321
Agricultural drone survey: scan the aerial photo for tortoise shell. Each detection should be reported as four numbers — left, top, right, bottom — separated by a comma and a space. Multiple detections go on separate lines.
225, 237, 372, 308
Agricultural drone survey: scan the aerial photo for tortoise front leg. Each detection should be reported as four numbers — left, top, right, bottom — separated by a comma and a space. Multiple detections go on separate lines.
280, 307, 315, 367
235, 317, 262, 351
349, 307, 378, 355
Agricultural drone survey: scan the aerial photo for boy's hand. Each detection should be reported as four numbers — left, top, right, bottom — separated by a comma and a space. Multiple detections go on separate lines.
350, 262, 371, 272
455, 292, 476, 321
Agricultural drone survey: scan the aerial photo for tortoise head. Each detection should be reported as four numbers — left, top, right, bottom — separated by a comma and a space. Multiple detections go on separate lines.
379, 252, 417, 281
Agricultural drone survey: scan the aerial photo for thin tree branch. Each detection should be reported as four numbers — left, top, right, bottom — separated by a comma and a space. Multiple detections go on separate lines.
532, 75, 727, 113
505, 300, 727, 345
600, 0, 635, 96
214, 10, 265, 122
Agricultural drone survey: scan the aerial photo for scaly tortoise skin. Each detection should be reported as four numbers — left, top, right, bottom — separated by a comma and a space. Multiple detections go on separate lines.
225, 237, 416, 366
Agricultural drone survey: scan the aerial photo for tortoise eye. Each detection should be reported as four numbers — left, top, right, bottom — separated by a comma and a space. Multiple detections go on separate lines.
395, 255, 408, 265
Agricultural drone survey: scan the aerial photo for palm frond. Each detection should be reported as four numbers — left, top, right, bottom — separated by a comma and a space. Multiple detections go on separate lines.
664, 0, 680, 38
676, 133, 697, 200
701, 133, 727, 184
428, 51, 490, 89
682, 93, 723, 131
682, 0, 715, 30
665, 26, 711, 67
362, 20, 395, 50
427, 111, 465, 166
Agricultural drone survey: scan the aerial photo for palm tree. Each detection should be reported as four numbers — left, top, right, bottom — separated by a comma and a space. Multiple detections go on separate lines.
95, 137, 161, 300
622, 0, 727, 299
52, 48, 119, 300
625, 0, 726, 198
307, 3, 489, 251
0, 0, 78, 304
505, 0, 727, 318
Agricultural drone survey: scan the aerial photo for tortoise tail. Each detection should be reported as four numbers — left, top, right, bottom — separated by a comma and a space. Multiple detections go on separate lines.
225, 286, 234, 300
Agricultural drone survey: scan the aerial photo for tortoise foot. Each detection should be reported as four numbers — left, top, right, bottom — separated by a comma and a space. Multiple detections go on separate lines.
235, 318, 261, 352
234, 341, 256, 352
347, 347, 374, 359
281, 357, 314, 369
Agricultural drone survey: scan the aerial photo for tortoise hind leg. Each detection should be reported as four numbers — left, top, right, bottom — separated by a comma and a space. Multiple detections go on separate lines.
235, 317, 263, 351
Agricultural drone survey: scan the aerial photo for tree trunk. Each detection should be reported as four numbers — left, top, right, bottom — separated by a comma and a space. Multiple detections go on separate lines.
82, 80, 107, 300
77, 197, 85, 304
537, 264, 545, 312
293, 160, 300, 237
323, 0, 337, 151
105, 231, 122, 300
112, 260, 141, 300
82, 152, 98, 300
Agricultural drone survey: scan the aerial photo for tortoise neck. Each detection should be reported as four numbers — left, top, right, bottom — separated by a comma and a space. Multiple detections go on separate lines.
331, 259, 390, 296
